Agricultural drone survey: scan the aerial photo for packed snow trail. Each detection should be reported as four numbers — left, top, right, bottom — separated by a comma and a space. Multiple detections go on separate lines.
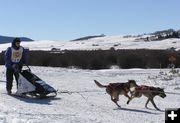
0, 66, 180, 123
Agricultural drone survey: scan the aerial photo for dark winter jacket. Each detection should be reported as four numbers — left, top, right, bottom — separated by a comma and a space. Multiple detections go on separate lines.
4, 41, 26, 68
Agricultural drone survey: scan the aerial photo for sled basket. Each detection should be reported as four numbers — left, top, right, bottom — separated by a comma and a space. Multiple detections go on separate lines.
17, 69, 57, 98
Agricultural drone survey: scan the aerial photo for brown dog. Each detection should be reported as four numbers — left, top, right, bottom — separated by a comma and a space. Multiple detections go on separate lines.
127, 85, 166, 110
94, 80, 138, 107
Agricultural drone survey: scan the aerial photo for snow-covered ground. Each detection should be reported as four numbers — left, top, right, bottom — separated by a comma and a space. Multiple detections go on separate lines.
0, 66, 180, 123
0, 35, 180, 52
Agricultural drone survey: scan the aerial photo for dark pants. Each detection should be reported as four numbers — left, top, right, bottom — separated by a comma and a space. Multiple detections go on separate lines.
6, 68, 19, 93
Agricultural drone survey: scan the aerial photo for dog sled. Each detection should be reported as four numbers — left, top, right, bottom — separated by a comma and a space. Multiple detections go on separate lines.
15, 66, 57, 98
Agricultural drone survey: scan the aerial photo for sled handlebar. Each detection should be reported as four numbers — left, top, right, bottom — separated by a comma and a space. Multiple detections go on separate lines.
22, 64, 31, 72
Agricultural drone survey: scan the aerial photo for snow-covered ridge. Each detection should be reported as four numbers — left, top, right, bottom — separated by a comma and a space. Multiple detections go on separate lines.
0, 35, 180, 52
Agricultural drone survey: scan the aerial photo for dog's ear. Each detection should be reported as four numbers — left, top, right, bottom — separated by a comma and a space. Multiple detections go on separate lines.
159, 87, 165, 91
157, 87, 161, 90
128, 80, 136, 83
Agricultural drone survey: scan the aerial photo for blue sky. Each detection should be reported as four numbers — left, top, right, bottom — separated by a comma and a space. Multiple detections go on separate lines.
0, 0, 180, 41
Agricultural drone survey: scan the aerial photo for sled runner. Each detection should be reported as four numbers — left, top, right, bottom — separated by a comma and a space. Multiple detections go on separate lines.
16, 66, 57, 98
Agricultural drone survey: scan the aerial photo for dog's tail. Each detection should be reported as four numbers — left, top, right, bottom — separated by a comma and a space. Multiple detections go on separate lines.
94, 80, 107, 88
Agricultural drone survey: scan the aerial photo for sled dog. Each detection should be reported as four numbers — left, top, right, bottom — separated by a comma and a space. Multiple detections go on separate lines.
127, 85, 166, 110
94, 80, 138, 107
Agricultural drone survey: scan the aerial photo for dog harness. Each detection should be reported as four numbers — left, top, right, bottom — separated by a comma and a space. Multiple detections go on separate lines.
135, 85, 153, 91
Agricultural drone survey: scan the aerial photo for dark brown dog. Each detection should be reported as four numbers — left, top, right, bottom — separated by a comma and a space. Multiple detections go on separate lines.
94, 80, 138, 107
127, 85, 166, 110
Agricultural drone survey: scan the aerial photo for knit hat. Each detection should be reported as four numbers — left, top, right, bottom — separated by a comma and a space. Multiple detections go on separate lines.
12, 38, 21, 50
13, 38, 21, 43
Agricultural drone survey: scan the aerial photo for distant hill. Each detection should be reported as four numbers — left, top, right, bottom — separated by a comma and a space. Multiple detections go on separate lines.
0, 35, 33, 44
71, 34, 106, 41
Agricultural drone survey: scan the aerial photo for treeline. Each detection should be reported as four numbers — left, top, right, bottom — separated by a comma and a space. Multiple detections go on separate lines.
152, 28, 180, 40
0, 49, 179, 69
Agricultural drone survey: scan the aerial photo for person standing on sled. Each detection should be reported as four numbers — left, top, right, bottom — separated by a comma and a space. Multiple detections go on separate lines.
4, 38, 26, 95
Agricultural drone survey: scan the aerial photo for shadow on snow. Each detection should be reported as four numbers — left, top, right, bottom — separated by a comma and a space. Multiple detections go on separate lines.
114, 107, 163, 114
9, 95, 61, 105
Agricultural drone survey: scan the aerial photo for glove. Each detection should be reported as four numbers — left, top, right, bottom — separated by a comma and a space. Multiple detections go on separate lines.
12, 63, 22, 73
17, 62, 23, 70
